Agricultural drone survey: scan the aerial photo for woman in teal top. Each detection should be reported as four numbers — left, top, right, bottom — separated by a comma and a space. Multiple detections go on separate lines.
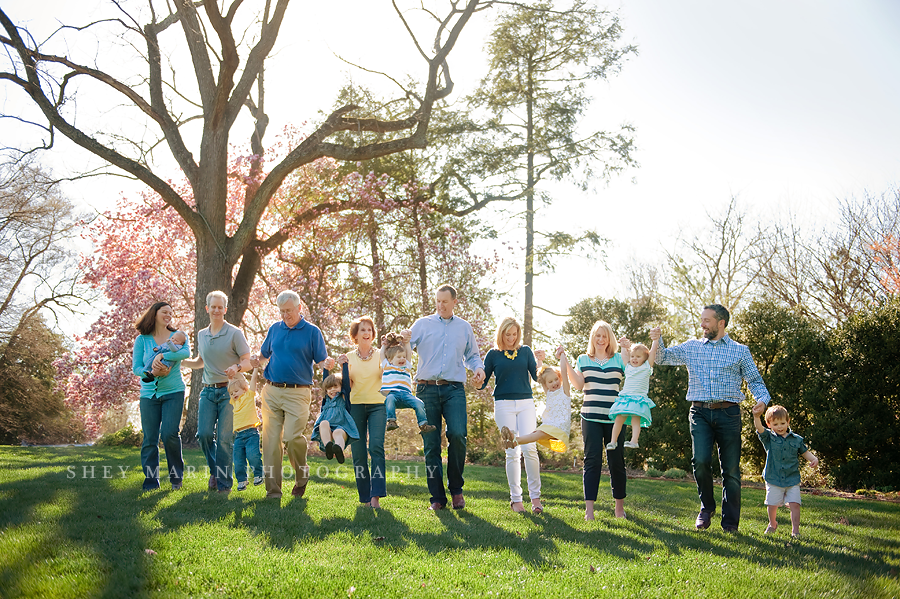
132, 301, 190, 491
481, 317, 545, 514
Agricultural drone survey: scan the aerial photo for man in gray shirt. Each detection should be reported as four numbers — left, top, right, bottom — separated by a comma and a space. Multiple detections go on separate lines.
183, 291, 252, 493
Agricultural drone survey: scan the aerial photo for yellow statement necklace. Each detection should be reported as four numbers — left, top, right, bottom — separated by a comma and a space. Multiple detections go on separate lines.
503, 349, 518, 360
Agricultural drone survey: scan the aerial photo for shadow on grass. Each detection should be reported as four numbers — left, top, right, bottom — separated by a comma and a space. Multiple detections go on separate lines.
0, 449, 162, 598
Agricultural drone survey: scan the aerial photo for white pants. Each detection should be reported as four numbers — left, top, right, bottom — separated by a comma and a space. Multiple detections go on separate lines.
494, 399, 541, 502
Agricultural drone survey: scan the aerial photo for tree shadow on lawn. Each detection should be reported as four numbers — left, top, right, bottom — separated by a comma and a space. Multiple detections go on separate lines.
619, 507, 899, 590
0, 465, 163, 598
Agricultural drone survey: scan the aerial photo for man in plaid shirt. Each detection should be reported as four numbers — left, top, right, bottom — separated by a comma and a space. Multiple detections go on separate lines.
650, 304, 770, 532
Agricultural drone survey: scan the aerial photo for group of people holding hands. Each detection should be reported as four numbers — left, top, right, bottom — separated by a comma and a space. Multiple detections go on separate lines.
133, 287, 819, 536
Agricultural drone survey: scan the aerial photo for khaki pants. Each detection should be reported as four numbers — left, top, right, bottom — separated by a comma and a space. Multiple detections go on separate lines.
260, 385, 311, 498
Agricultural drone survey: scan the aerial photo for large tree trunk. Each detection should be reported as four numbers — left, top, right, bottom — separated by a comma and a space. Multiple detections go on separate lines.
523, 69, 536, 346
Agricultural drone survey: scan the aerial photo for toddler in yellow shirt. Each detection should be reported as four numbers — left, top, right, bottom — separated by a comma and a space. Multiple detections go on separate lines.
228, 367, 264, 491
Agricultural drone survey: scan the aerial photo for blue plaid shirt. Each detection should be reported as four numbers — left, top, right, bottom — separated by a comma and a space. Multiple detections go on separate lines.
655, 334, 771, 405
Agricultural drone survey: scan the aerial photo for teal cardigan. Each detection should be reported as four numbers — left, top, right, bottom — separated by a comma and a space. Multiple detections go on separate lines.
132, 332, 190, 398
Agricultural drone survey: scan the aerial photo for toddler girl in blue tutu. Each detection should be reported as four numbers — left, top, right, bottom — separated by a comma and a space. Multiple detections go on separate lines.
606, 336, 659, 450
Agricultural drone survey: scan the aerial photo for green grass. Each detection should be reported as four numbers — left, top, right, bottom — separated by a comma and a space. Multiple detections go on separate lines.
0, 447, 898, 598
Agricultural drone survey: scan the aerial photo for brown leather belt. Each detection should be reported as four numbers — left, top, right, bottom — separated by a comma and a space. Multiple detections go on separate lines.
263, 379, 311, 389
417, 379, 453, 386
203, 382, 228, 388
691, 401, 734, 409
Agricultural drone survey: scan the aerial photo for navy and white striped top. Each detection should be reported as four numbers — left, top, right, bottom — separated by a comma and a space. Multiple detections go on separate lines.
575, 353, 625, 424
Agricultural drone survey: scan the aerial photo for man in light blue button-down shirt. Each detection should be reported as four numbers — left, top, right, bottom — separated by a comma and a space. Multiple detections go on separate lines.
406, 285, 485, 510
651, 304, 770, 533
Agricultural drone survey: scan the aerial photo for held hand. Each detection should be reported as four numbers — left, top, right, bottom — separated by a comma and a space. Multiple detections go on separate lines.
224, 364, 240, 378
323, 356, 336, 370
649, 327, 661, 341
400, 329, 412, 343
473, 367, 486, 386
534, 349, 546, 362
336, 353, 349, 366
752, 401, 766, 416
618, 336, 631, 350
150, 354, 171, 377
249, 354, 261, 369
554, 345, 566, 360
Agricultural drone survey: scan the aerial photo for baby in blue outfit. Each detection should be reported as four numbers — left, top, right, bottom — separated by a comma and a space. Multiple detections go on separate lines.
142, 330, 188, 382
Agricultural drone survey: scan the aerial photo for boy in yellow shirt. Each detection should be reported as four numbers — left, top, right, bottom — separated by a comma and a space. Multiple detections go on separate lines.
228, 366, 264, 491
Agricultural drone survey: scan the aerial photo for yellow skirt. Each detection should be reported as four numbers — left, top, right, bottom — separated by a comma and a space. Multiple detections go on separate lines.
535, 424, 569, 453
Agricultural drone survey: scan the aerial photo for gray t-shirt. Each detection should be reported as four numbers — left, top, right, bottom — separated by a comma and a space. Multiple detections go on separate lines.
197, 321, 251, 384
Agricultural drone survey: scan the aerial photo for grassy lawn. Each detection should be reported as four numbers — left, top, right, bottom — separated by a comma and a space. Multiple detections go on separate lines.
0, 447, 897, 598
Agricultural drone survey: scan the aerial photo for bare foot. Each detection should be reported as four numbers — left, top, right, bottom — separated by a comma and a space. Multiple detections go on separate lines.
370, 496, 381, 509
615, 508, 627, 519
585, 499, 595, 521
585, 510, 595, 521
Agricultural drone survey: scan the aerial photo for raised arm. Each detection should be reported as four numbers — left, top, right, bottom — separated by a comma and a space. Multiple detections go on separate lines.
619, 336, 632, 364
248, 366, 260, 394
568, 354, 585, 391
753, 410, 765, 434
557, 347, 571, 397
647, 337, 659, 368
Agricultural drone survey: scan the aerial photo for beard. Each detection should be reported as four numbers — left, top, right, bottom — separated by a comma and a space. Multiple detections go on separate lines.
703, 325, 719, 340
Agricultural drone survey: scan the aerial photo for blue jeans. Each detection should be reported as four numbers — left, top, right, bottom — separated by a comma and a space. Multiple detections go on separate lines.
139, 391, 185, 490
385, 389, 428, 425
349, 403, 386, 503
690, 403, 743, 529
417, 382, 467, 506
233, 428, 263, 483
197, 385, 234, 491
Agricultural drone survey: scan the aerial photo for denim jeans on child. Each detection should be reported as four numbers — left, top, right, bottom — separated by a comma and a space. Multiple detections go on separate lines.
384, 388, 428, 425
233, 427, 263, 483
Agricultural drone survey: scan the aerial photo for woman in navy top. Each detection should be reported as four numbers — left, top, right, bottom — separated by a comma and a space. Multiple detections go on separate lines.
481, 317, 545, 514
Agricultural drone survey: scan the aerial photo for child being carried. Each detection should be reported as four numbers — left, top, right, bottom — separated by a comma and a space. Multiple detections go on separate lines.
142, 330, 188, 382
381, 332, 437, 434
501, 345, 573, 453
311, 363, 360, 463
606, 335, 659, 450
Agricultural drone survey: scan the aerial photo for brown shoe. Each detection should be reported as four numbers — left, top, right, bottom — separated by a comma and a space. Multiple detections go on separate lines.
208, 475, 217, 490
291, 483, 307, 497
451, 493, 465, 510
429, 502, 444, 510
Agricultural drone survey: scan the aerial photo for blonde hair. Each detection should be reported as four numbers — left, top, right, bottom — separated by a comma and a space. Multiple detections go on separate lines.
586, 320, 618, 359
494, 317, 522, 350
630, 342, 650, 362
537, 365, 560, 388
765, 405, 790, 424
227, 375, 248, 395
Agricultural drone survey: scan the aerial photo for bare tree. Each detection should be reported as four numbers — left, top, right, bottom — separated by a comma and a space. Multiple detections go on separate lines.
664, 196, 762, 329
0, 159, 88, 357
756, 191, 898, 327
1, 0, 486, 438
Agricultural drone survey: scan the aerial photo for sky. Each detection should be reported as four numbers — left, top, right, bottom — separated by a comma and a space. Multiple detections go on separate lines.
3, 0, 899, 341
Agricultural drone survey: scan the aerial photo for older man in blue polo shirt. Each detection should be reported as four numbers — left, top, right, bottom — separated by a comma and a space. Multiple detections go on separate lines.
651, 304, 770, 532
252, 290, 332, 500
405, 284, 485, 510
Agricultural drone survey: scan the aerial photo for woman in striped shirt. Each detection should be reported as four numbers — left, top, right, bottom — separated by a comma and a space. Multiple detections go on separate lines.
568, 320, 628, 520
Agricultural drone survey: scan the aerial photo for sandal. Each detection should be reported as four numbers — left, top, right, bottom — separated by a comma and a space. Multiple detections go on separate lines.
510, 501, 525, 513
532, 505, 544, 515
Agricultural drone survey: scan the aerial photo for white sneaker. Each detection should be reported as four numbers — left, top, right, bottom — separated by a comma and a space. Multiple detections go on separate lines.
237, 481, 248, 491
606, 441, 617, 450
624, 441, 639, 449
253, 476, 264, 486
